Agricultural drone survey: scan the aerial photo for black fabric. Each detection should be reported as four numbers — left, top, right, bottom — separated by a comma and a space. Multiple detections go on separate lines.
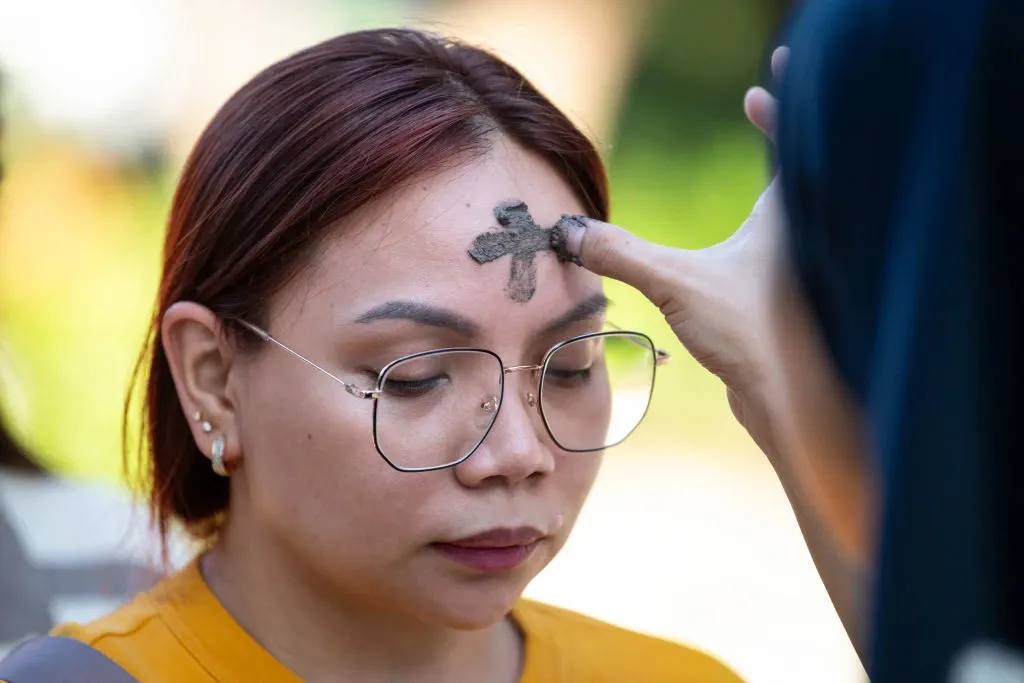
0, 636, 137, 683
976, 0, 1024, 653
777, 0, 1023, 680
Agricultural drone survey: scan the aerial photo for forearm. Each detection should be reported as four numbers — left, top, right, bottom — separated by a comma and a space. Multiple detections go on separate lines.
730, 387, 871, 666
769, 436, 870, 667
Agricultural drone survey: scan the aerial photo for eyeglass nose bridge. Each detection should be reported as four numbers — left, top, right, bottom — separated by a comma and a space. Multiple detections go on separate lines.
501, 364, 543, 408
503, 364, 543, 376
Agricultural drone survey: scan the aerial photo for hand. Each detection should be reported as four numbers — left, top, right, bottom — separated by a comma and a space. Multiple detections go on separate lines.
743, 46, 788, 142
557, 47, 874, 661
562, 47, 790, 410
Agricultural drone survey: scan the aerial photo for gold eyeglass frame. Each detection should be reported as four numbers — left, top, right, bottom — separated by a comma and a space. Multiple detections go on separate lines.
235, 319, 670, 472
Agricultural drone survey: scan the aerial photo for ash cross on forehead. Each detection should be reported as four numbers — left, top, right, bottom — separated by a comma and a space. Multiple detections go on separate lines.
467, 201, 584, 303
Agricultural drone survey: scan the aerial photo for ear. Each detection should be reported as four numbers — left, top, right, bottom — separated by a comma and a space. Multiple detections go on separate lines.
161, 302, 243, 470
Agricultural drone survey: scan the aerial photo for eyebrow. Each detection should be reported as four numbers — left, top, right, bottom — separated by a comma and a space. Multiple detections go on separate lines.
352, 301, 479, 336
538, 292, 609, 336
351, 291, 608, 339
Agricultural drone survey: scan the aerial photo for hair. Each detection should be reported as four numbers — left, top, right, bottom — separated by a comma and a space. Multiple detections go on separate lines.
127, 28, 610, 547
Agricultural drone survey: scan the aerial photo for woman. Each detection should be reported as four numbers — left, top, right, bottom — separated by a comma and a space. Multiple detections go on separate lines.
50, 29, 742, 682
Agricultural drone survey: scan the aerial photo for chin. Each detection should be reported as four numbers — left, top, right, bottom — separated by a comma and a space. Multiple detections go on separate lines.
412, 577, 531, 631
391, 539, 560, 630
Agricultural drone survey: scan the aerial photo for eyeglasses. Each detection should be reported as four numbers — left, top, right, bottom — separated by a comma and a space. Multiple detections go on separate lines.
236, 320, 670, 472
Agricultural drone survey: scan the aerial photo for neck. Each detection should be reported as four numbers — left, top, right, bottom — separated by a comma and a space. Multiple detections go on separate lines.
203, 517, 522, 683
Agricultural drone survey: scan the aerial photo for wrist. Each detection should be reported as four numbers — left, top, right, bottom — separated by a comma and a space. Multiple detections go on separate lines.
726, 360, 779, 459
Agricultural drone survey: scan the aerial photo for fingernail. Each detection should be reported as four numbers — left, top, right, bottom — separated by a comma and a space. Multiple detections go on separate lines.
550, 214, 587, 266
771, 46, 790, 78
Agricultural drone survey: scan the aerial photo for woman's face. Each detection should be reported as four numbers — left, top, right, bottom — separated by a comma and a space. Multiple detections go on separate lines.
227, 138, 605, 629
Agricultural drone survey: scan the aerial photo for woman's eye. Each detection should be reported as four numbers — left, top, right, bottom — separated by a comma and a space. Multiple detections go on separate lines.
382, 375, 448, 398
545, 367, 592, 387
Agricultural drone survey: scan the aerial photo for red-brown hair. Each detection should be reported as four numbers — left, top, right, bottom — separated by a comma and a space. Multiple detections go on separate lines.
127, 28, 610, 547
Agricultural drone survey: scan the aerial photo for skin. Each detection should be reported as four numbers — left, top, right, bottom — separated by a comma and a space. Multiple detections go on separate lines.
161, 137, 608, 683
561, 48, 876, 664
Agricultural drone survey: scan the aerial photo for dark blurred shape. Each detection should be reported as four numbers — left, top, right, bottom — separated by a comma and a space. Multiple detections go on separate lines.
0, 71, 40, 474
0, 65, 53, 646
0, 511, 53, 640
0, 418, 40, 473
778, 0, 1023, 680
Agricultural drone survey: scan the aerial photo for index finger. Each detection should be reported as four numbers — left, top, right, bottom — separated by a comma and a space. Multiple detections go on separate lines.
554, 216, 681, 310
744, 46, 789, 142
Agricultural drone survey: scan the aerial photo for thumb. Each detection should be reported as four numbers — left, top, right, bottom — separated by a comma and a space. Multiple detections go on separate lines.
560, 216, 681, 309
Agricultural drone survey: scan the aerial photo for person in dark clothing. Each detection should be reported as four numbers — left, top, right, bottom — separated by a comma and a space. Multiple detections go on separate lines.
777, 0, 1024, 679
558, 0, 1023, 680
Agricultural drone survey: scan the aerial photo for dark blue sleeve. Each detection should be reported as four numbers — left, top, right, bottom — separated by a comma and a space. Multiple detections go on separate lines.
776, 0, 1024, 680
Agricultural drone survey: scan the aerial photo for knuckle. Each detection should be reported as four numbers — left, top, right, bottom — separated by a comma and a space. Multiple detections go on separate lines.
647, 254, 680, 310
582, 226, 618, 271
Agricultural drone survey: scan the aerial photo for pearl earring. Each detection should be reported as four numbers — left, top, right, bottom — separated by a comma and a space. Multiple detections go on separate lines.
211, 436, 228, 477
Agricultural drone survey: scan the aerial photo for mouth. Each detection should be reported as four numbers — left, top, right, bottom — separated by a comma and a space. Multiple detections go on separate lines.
432, 527, 544, 573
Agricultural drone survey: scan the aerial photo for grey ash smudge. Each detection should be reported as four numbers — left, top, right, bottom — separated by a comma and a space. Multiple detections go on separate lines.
468, 201, 583, 303
550, 214, 586, 266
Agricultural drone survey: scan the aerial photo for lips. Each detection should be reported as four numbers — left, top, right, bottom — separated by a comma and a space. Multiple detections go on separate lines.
432, 527, 544, 572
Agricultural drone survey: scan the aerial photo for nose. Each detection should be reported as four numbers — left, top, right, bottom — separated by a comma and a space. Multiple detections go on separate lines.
453, 369, 554, 488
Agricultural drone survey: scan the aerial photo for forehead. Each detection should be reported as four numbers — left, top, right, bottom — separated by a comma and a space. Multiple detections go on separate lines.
292, 138, 601, 333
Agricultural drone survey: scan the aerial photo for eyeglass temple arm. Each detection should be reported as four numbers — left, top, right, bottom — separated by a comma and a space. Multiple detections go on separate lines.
233, 319, 380, 399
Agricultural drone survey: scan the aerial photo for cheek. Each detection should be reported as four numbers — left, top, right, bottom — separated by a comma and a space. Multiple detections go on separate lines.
540, 373, 613, 451
236, 364, 437, 565
550, 452, 603, 535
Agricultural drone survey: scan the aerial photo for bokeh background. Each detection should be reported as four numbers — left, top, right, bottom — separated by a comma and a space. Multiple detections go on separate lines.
0, 0, 864, 680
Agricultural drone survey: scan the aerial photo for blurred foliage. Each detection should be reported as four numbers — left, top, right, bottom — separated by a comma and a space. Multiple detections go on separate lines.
0, 144, 168, 478
616, 0, 783, 151
599, 0, 784, 455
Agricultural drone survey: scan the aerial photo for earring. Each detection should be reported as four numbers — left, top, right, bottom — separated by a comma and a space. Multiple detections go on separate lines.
211, 435, 229, 477
192, 410, 212, 434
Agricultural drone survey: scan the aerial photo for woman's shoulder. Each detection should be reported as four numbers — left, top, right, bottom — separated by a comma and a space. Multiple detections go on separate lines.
52, 560, 197, 646
52, 591, 164, 646
514, 600, 743, 683
50, 593, 183, 682
50, 567, 215, 683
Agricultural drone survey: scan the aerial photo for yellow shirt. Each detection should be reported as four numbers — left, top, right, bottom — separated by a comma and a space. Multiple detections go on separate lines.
54, 562, 742, 682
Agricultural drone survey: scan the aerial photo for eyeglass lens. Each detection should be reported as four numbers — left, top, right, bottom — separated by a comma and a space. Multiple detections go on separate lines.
372, 333, 656, 469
